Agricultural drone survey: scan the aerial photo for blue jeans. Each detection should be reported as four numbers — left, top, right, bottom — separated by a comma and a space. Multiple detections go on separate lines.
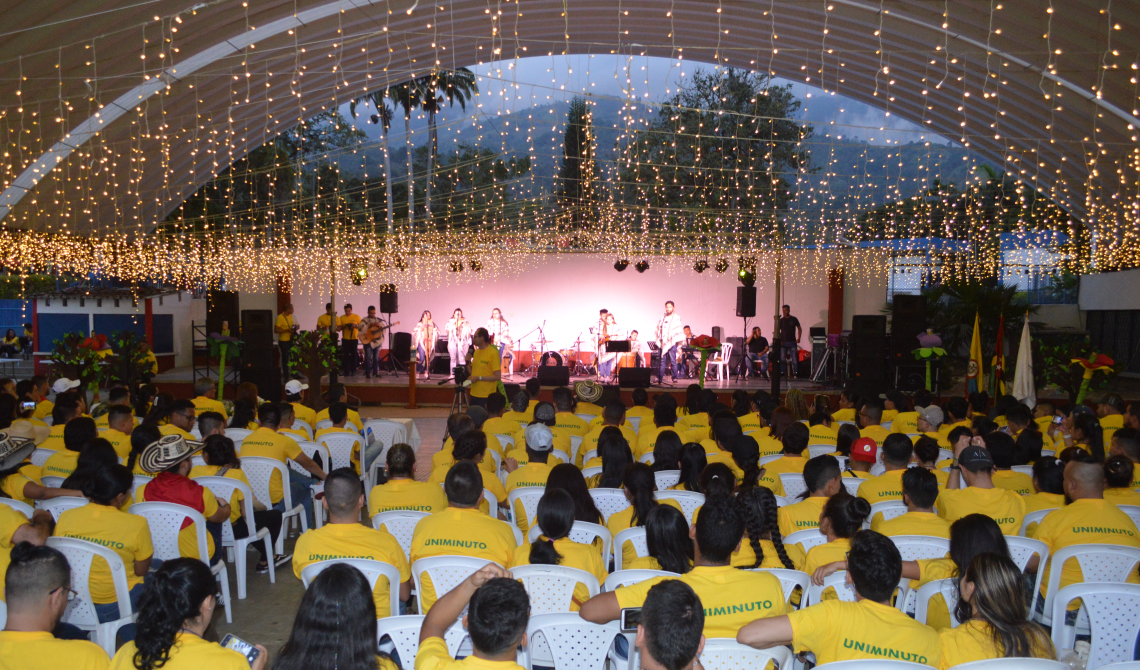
746, 352, 769, 376
416, 345, 428, 374
363, 345, 380, 376
781, 343, 798, 376
659, 344, 681, 381
280, 468, 316, 527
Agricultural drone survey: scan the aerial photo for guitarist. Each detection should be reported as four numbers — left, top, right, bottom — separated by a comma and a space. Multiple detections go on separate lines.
359, 305, 387, 379
655, 300, 684, 384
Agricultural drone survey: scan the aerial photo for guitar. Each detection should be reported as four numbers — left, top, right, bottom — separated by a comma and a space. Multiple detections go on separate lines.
359, 320, 399, 345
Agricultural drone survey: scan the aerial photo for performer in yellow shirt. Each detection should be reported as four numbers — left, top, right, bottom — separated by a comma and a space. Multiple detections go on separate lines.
465, 327, 501, 407
337, 304, 362, 376
275, 302, 297, 380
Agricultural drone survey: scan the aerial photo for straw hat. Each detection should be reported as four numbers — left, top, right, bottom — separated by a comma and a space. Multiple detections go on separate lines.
139, 434, 204, 474
0, 433, 35, 470
574, 379, 603, 403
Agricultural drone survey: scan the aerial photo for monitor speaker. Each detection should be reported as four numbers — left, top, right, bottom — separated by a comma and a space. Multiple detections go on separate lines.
537, 366, 571, 387
711, 326, 723, 343
727, 336, 745, 370
241, 310, 274, 346
390, 331, 412, 364
890, 295, 927, 362
736, 287, 757, 318
379, 284, 398, 314
618, 367, 653, 388
430, 355, 452, 375
241, 366, 282, 401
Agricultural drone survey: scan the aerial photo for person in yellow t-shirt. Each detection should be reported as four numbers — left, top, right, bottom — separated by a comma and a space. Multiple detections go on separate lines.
336, 303, 362, 376
605, 463, 685, 567
627, 504, 697, 572
240, 402, 327, 526
938, 398, 973, 440
503, 424, 556, 533
935, 552, 1055, 669
737, 529, 942, 667
39, 398, 82, 452
857, 433, 913, 509
501, 390, 533, 433
1023, 456, 1067, 520
802, 494, 871, 600
275, 303, 298, 381
427, 430, 508, 517
912, 405, 952, 448
551, 387, 589, 437
314, 384, 363, 431
881, 389, 908, 425
578, 403, 637, 467
482, 392, 523, 440
190, 378, 228, 421
1030, 453, 1140, 613
415, 563, 529, 670
1104, 455, 1140, 506
831, 389, 859, 423
293, 468, 411, 617
777, 454, 842, 537
465, 328, 501, 404
157, 398, 197, 441
633, 580, 706, 670
284, 379, 317, 429
986, 432, 1034, 496
0, 543, 112, 670
409, 462, 519, 611
99, 405, 135, 460
625, 387, 655, 433
762, 422, 811, 481
1111, 428, 1140, 488
1099, 393, 1127, 445
510, 489, 606, 610
938, 442, 1026, 535
857, 400, 891, 446
368, 444, 448, 517
54, 465, 153, 619
912, 436, 949, 486
872, 468, 951, 538
42, 416, 98, 479
735, 486, 806, 574
583, 494, 787, 639
807, 413, 838, 447
724, 433, 785, 496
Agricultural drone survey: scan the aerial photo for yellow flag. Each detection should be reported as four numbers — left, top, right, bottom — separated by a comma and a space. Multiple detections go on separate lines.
967, 311, 984, 394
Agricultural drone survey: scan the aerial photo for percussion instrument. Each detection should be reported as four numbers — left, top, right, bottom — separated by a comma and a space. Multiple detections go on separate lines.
616, 352, 639, 368
540, 351, 564, 367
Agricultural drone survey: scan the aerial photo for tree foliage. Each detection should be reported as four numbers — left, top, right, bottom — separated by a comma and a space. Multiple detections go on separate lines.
558, 97, 598, 228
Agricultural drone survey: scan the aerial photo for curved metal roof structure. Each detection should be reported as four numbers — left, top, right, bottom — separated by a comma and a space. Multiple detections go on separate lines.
0, 0, 1136, 239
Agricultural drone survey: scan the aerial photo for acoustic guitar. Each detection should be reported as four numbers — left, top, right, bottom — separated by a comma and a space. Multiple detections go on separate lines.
359, 320, 399, 345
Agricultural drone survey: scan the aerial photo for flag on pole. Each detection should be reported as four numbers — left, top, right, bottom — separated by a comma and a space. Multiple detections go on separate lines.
966, 311, 984, 394
1012, 313, 1036, 408
992, 314, 1006, 396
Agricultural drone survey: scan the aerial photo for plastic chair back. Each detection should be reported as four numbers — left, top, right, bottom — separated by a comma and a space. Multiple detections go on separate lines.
527, 521, 612, 566
589, 488, 629, 522
912, 578, 960, 627
373, 510, 430, 562
654, 490, 704, 524
779, 473, 808, 500
293, 440, 331, 477
0, 497, 33, 518
1006, 536, 1050, 615
523, 613, 620, 670
1041, 544, 1140, 626
319, 432, 364, 474
612, 526, 648, 572
868, 500, 908, 526
700, 638, 793, 670
582, 466, 602, 480
1050, 582, 1140, 670
840, 477, 864, 496
225, 427, 252, 442
46, 536, 135, 655
29, 448, 53, 467
40, 475, 65, 488
785, 528, 828, 553
808, 445, 837, 458
411, 555, 493, 611
511, 564, 600, 614
805, 571, 856, 606
1117, 505, 1140, 532
754, 568, 811, 608
654, 470, 681, 490
291, 419, 314, 440
377, 616, 469, 663
494, 433, 516, 449
39, 496, 87, 521
639, 452, 655, 464
759, 454, 782, 466
508, 486, 545, 528
890, 535, 950, 561
1012, 465, 1035, 476
1019, 508, 1058, 536
945, 660, 1067, 670
569, 435, 583, 461
300, 558, 402, 617
604, 569, 673, 591
812, 661, 932, 669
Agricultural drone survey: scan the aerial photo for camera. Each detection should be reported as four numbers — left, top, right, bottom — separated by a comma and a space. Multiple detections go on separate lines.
452, 366, 470, 385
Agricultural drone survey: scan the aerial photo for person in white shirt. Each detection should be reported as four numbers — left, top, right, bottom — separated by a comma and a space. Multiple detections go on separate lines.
655, 301, 684, 383
412, 311, 439, 380
486, 308, 513, 379
446, 309, 471, 377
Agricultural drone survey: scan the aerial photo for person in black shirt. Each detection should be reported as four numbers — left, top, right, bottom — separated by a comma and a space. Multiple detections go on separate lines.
745, 327, 770, 379
778, 304, 802, 378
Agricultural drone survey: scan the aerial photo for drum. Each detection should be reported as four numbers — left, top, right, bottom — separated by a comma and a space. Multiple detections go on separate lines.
616, 352, 639, 368
540, 351, 564, 367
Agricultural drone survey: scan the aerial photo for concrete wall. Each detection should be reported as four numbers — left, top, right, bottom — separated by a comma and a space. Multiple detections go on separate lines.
1033, 304, 1082, 330
842, 275, 890, 330
1080, 268, 1140, 311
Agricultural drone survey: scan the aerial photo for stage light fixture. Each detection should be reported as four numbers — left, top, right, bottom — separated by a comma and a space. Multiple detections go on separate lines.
350, 259, 369, 286
449, 260, 464, 273
469, 258, 482, 272
738, 268, 755, 287
614, 259, 629, 272
694, 259, 709, 273
715, 259, 729, 273
635, 260, 650, 273
737, 256, 757, 287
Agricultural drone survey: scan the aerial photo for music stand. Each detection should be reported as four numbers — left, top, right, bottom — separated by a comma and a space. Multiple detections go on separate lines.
604, 339, 632, 382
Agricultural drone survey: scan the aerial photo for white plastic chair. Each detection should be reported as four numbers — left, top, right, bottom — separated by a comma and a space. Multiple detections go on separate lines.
290, 419, 314, 440
840, 477, 865, 496
869, 463, 887, 477
224, 427, 252, 443
29, 448, 52, 467
494, 433, 516, 450
240, 456, 308, 554
1006, 536, 1050, 615
527, 521, 612, 567
946, 660, 1067, 670
759, 454, 782, 466
131, 474, 152, 496
511, 564, 601, 614
46, 537, 136, 656
612, 526, 649, 572
411, 555, 493, 613
41, 475, 65, 488
1011, 465, 1035, 476
808, 444, 837, 458
1039, 544, 1140, 627
373, 510, 429, 562
1117, 505, 1140, 532
376, 615, 469, 663
1051, 583, 1140, 670
700, 638, 793, 670
1019, 508, 1058, 536
582, 466, 603, 480
319, 432, 365, 478
705, 342, 732, 381
129, 501, 232, 623
569, 435, 583, 461
582, 449, 598, 463
522, 613, 620, 670
805, 571, 856, 605
779, 472, 808, 500
549, 450, 569, 465
911, 577, 960, 627
575, 413, 593, 423
300, 558, 403, 617
1100, 664, 1140, 670
604, 568, 673, 590
774, 495, 789, 507
0, 497, 33, 518
508, 486, 546, 530
627, 417, 641, 433
193, 475, 276, 599
292, 441, 331, 527
814, 662, 931, 669
654, 491, 704, 524
639, 452, 655, 465
590, 488, 630, 522
654, 470, 681, 490
362, 418, 405, 452
190, 426, 202, 440
756, 568, 811, 608
38, 496, 87, 521
867, 500, 908, 529
315, 419, 333, 431
891, 535, 951, 613
785, 528, 828, 553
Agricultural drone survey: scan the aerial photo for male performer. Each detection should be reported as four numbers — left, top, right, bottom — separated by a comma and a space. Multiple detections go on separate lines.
779, 304, 802, 378
338, 303, 362, 376
359, 306, 386, 378
317, 303, 338, 340
656, 300, 684, 383
275, 303, 298, 380
486, 308, 513, 378
680, 324, 697, 378
629, 330, 645, 367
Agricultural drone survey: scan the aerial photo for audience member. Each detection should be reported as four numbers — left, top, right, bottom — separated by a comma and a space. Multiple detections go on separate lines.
508, 489, 605, 609
605, 463, 682, 566
939, 441, 1026, 535
544, 463, 602, 524
241, 402, 326, 526
872, 467, 949, 538
636, 580, 705, 670
1103, 455, 1140, 505
857, 433, 913, 505
369, 443, 448, 516
986, 432, 1033, 495
629, 504, 693, 573
736, 486, 802, 570
416, 564, 528, 670
42, 417, 98, 478
778, 454, 840, 536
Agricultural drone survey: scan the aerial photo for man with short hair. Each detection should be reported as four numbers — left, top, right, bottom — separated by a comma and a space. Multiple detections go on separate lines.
655, 300, 684, 383
637, 580, 705, 670
465, 328, 501, 409
284, 380, 316, 429
914, 405, 951, 448
315, 402, 366, 474
762, 422, 811, 477
1125, 401, 1140, 431
857, 399, 890, 446
777, 304, 802, 378
551, 387, 588, 436
0, 543, 110, 669
191, 378, 228, 420
872, 468, 949, 538
579, 402, 637, 466
416, 563, 528, 670
482, 393, 518, 438
317, 302, 338, 343
338, 303, 362, 376
502, 391, 531, 429
938, 442, 1026, 535
38, 400, 80, 453
42, 418, 98, 478
637, 396, 681, 459
1110, 427, 1140, 488
359, 305, 386, 379
912, 436, 949, 485
431, 431, 508, 515
503, 424, 555, 533
938, 398, 972, 438
778, 455, 841, 536
509, 402, 572, 456
315, 383, 362, 429
890, 390, 929, 435
240, 402, 326, 526
857, 433, 913, 507
275, 303, 297, 380
159, 399, 197, 440
581, 495, 787, 638
29, 376, 52, 421
1034, 401, 1058, 433
292, 468, 410, 617
275, 404, 309, 443
410, 461, 518, 611
627, 387, 654, 429
523, 378, 541, 417
807, 412, 837, 447
737, 530, 941, 667
93, 387, 132, 428
100, 405, 136, 459
844, 438, 877, 479
195, 411, 227, 439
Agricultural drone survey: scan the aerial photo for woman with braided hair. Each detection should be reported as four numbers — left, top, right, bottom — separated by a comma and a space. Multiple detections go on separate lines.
733, 486, 804, 570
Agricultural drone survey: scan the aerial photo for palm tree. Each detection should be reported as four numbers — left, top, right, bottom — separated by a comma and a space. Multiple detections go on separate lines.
388, 81, 420, 227
415, 69, 478, 225
349, 91, 396, 234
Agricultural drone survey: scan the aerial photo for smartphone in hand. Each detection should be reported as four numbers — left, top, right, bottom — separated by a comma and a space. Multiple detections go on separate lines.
221, 634, 260, 666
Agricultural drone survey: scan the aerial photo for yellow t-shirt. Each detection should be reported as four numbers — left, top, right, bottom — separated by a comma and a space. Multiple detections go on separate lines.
368, 479, 449, 516
1032, 498, 1140, 601
501, 411, 530, 431
427, 460, 507, 509
554, 412, 589, 438
55, 503, 153, 604
991, 470, 1034, 496
1023, 491, 1065, 515
803, 538, 852, 600
100, 428, 132, 460
1104, 487, 1140, 507
409, 507, 519, 611
857, 469, 908, 507
606, 500, 684, 568
778, 496, 827, 537
159, 424, 196, 441
937, 486, 1026, 535
315, 406, 363, 430
731, 537, 806, 573
0, 631, 109, 670
110, 633, 246, 670
881, 409, 898, 423
484, 416, 524, 439
188, 465, 249, 523
292, 402, 317, 429
338, 313, 362, 340
738, 413, 763, 433
788, 598, 941, 666
890, 412, 920, 435
936, 619, 1052, 670
872, 511, 951, 538
192, 396, 228, 420
38, 425, 66, 452
239, 426, 303, 503
1, 466, 40, 505
859, 425, 891, 446
808, 424, 838, 446
756, 435, 783, 457
832, 408, 856, 422
577, 424, 638, 466
316, 313, 336, 333
415, 636, 525, 670
912, 431, 951, 449
469, 346, 501, 399
938, 420, 972, 439
292, 523, 410, 617
763, 455, 809, 477
41, 449, 80, 478
275, 313, 296, 342
626, 406, 655, 432
1102, 414, 1125, 445
509, 537, 607, 609
754, 468, 787, 497
33, 400, 54, 421
135, 479, 219, 559
505, 463, 554, 533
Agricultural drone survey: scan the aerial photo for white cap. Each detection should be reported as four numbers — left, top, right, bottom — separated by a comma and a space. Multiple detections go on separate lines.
52, 378, 81, 394
524, 423, 553, 452
284, 380, 309, 395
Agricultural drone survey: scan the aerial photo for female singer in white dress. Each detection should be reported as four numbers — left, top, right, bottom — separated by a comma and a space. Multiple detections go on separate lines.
596, 312, 620, 378
445, 308, 471, 375
486, 308, 513, 377
412, 310, 438, 379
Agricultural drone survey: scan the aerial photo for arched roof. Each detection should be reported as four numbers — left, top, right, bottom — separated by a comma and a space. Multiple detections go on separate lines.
0, 0, 1136, 236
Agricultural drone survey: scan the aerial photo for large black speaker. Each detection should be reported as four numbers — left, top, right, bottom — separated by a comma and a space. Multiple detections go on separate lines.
727, 336, 745, 371
390, 331, 412, 364
430, 354, 452, 375
241, 365, 282, 401
891, 295, 927, 362
618, 367, 653, 388
852, 314, 887, 336
241, 309, 275, 368
736, 287, 757, 318
537, 366, 570, 387
379, 284, 398, 314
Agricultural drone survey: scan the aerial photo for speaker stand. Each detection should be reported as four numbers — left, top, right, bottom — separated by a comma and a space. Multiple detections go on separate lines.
378, 311, 406, 376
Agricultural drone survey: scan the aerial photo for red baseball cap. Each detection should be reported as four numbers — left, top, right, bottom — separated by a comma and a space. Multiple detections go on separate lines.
850, 437, 878, 463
